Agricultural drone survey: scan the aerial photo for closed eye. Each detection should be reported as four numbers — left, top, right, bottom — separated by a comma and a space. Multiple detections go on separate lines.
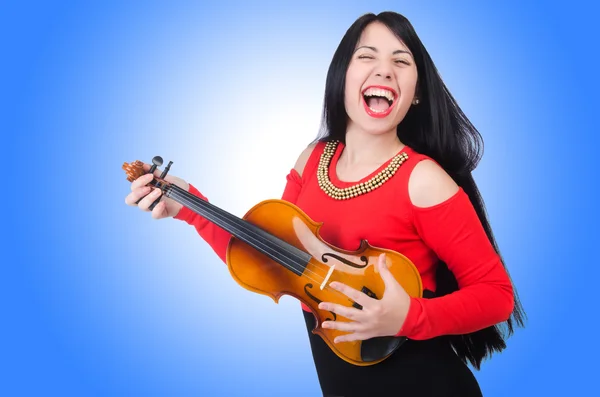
358, 55, 410, 66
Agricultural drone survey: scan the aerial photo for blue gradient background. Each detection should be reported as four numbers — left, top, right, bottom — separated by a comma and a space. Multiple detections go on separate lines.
3, 1, 598, 396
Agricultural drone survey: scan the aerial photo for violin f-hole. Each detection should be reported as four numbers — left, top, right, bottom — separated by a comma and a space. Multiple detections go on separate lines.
321, 253, 369, 269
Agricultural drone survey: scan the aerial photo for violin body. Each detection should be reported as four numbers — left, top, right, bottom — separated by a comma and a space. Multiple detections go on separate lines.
229, 199, 423, 366
123, 158, 423, 366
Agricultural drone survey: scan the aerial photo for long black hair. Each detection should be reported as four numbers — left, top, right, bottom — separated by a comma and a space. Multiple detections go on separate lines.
315, 11, 526, 370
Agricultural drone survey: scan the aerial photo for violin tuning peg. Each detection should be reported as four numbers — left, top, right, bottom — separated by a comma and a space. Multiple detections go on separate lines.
135, 156, 164, 205
148, 156, 163, 175
159, 161, 173, 179
149, 160, 172, 210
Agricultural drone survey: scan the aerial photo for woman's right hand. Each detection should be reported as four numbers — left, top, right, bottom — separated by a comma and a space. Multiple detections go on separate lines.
124, 162, 190, 220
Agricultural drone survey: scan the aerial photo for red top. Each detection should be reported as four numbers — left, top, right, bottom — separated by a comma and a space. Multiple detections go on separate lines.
174, 141, 514, 340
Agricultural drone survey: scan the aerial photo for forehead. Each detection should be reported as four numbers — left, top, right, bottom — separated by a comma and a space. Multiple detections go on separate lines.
356, 22, 408, 51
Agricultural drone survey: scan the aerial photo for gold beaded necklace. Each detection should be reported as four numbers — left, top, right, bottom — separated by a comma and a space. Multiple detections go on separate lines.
317, 140, 409, 200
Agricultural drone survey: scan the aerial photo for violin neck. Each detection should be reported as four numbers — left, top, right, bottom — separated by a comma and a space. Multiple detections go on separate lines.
162, 182, 311, 275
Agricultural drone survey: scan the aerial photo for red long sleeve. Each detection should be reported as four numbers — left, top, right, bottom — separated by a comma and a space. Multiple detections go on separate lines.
172, 141, 514, 341
396, 187, 514, 340
173, 169, 304, 263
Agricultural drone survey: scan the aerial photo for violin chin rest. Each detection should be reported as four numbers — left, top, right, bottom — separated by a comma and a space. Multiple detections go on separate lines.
360, 336, 407, 362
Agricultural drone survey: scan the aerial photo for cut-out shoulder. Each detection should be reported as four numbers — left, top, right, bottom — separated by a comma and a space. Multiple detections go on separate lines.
408, 159, 459, 208
293, 142, 318, 177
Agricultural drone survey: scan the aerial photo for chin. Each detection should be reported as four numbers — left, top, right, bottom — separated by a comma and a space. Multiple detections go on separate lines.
350, 119, 399, 137
365, 126, 398, 136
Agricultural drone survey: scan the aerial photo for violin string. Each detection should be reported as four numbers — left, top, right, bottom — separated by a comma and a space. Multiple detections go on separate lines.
168, 186, 350, 298
167, 184, 335, 277
167, 186, 377, 307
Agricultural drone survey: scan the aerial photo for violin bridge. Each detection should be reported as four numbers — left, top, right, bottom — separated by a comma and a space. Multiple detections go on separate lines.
320, 265, 335, 290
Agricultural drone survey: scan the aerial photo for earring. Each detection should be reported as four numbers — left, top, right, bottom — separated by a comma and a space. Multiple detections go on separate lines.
412, 98, 419, 105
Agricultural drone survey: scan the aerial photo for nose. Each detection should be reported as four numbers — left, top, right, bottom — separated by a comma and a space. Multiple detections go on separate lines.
372, 59, 394, 82
375, 72, 392, 80
374, 63, 393, 81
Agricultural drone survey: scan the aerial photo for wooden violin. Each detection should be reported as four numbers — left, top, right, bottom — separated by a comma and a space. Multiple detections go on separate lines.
123, 156, 423, 366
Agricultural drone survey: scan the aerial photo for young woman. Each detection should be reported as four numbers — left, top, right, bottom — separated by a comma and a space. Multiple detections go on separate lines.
126, 11, 525, 397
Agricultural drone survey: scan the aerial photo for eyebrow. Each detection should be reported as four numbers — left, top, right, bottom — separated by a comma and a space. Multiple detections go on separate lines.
354, 45, 412, 56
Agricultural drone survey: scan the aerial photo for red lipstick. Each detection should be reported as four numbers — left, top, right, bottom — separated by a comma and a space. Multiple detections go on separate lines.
361, 85, 397, 119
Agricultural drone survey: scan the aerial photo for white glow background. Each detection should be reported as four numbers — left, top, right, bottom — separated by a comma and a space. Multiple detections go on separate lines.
3, 1, 597, 396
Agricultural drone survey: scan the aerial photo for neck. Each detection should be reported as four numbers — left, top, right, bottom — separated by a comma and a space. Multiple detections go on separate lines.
342, 127, 404, 166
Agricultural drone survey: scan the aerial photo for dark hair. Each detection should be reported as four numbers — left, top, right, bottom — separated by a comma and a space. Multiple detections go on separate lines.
315, 11, 526, 370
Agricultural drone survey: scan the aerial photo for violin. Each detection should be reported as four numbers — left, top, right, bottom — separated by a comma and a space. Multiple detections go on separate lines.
123, 156, 423, 366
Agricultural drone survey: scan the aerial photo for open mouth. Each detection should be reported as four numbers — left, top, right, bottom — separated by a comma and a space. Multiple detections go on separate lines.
362, 86, 397, 118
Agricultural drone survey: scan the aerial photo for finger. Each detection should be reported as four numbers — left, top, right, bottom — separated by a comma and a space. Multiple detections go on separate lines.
137, 188, 163, 211
142, 162, 166, 178
322, 320, 362, 332
318, 302, 364, 321
334, 332, 369, 343
377, 253, 398, 286
125, 186, 153, 206
131, 173, 154, 191
151, 200, 168, 219
329, 282, 374, 308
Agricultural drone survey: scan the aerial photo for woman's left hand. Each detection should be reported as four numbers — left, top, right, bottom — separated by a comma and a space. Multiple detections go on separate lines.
319, 253, 412, 343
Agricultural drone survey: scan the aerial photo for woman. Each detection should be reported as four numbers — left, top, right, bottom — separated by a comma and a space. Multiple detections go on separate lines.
125, 11, 525, 397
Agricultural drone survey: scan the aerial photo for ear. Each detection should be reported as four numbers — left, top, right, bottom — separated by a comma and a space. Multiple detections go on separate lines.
412, 80, 421, 105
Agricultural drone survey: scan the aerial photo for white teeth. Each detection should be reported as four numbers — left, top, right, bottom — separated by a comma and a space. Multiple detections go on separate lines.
363, 87, 395, 102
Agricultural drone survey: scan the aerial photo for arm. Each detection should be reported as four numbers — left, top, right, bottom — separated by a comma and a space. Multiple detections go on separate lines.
172, 185, 232, 263
173, 143, 317, 263
396, 160, 514, 340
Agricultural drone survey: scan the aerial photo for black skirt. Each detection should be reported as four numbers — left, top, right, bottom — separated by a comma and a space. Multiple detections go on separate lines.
302, 309, 483, 397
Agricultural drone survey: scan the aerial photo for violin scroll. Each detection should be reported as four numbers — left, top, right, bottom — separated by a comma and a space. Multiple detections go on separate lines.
122, 156, 174, 182
123, 156, 175, 210
122, 160, 145, 182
